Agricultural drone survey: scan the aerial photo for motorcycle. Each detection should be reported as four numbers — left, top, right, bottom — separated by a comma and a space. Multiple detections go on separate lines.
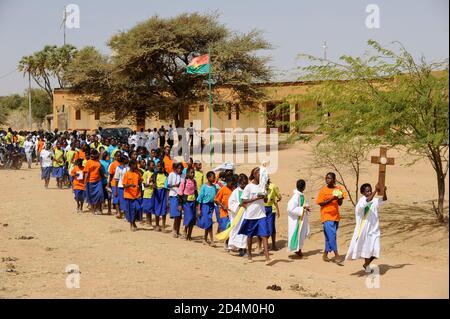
0, 143, 22, 169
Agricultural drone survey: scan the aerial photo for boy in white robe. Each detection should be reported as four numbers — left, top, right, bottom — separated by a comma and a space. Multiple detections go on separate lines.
227, 174, 249, 256
345, 183, 387, 270
287, 179, 311, 258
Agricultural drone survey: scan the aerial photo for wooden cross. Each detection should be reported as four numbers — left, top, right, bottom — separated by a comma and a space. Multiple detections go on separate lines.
371, 147, 395, 196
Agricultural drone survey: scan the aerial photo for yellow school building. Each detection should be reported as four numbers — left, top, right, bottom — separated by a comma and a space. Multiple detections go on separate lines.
49, 81, 317, 133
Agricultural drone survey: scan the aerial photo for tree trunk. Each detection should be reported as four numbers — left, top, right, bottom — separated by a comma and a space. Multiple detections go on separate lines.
436, 171, 446, 222
429, 146, 447, 223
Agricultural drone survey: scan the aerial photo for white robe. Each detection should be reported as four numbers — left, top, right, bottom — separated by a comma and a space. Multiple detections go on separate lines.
287, 189, 310, 252
146, 132, 158, 152
227, 187, 247, 249
137, 132, 147, 148
345, 196, 382, 260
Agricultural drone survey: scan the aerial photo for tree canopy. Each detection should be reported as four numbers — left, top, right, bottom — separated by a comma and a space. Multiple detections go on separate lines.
291, 40, 449, 221
65, 12, 272, 127
18, 44, 78, 102
0, 89, 52, 127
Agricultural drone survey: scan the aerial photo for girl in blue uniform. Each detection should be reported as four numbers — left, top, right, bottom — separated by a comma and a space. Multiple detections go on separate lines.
152, 160, 168, 232
196, 171, 217, 246
167, 162, 183, 237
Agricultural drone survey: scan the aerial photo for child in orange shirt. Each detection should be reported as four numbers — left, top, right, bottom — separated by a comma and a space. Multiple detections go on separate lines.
108, 151, 122, 215
214, 175, 235, 230
71, 158, 86, 213
316, 172, 346, 264
83, 149, 105, 215
215, 175, 236, 250
123, 159, 143, 231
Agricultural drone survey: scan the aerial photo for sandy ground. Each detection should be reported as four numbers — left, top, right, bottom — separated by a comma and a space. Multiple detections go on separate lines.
0, 141, 448, 299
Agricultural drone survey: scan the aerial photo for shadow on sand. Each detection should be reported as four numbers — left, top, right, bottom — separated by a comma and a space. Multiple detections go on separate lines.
350, 263, 413, 277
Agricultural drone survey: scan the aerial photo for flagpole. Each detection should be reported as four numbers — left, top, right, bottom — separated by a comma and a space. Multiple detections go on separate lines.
208, 47, 213, 165
63, 5, 67, 46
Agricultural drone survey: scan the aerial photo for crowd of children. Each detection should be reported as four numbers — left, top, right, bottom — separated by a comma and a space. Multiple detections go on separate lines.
11, 128, 388, 269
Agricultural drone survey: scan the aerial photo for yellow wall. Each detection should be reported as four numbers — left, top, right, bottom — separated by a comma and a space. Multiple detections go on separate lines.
52, 81, 317, 132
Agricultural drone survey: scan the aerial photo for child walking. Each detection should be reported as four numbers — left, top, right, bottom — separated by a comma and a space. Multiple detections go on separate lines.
345, 183, 387, 271
39, 142, 53, 189
114, 156, 130, 219
167, 162, 183, 237
83, 149, 105, 215
122, 160, 143, 231
228, 174, 249, 257
215, 175, 236, 250
109, 151, 122, 217
287, 179, 311, 258
238, 167, 271, 265
316, 172, 346, 264
152, 161, 168, 232
197, 171, 217, 246
142, 160, 155, 228
100, 151, 112, 215
71, 158, 86, 213
178, 167, 198, 241
262, 179, 282, 251
52, 142, 65, 189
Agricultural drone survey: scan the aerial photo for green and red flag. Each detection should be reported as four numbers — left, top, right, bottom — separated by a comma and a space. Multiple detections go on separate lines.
186, 54, 210, 74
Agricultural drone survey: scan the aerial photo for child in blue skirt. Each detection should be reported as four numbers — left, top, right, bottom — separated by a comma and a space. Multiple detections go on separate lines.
122, 160, 143, 231
152, 160, 168, 232
167, 162, 183, 237
142, 160, 155, 228
197, 171, 218, 246
177, 167, 198, 241
239, 167, 271, 265
71, 158, 85, 213
113, 155, 129, 219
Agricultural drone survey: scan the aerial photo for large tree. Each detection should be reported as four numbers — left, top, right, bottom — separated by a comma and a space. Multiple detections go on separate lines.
65, 12, 272, 127
25, 89, 52, 127
0, 93, 23, 125
292, 40, 449, 222
0, 89, 51, 127
18, 44, 78, 102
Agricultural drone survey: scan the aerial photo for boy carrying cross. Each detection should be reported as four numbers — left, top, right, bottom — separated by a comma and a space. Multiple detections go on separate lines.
345, 183, 387, 271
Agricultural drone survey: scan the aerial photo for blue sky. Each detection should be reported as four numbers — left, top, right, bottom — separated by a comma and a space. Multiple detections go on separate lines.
0, 0, 448, 95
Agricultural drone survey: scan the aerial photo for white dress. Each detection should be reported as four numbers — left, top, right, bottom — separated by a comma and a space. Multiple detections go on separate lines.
345, 196, 383, 260
227, 187, 247, 249
258, 165, 269, 194
287, 189, 310, 252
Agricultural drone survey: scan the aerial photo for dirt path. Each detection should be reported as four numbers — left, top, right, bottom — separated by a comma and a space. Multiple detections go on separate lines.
0, 144, 448, 298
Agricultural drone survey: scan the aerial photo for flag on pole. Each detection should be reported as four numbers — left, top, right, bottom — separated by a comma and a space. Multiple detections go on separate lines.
186, 54, 210, 74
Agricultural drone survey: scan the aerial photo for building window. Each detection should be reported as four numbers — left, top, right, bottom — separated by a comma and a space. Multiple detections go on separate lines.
236, 105, 240, 120
95, 110, 100, 120
228, 105, 232, 120
199, 105, 205, 112
75, 109, 81, 120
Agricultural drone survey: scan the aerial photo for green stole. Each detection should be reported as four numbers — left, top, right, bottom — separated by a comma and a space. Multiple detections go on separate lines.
356, 201, 373, 241
289, 193, 305, 251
